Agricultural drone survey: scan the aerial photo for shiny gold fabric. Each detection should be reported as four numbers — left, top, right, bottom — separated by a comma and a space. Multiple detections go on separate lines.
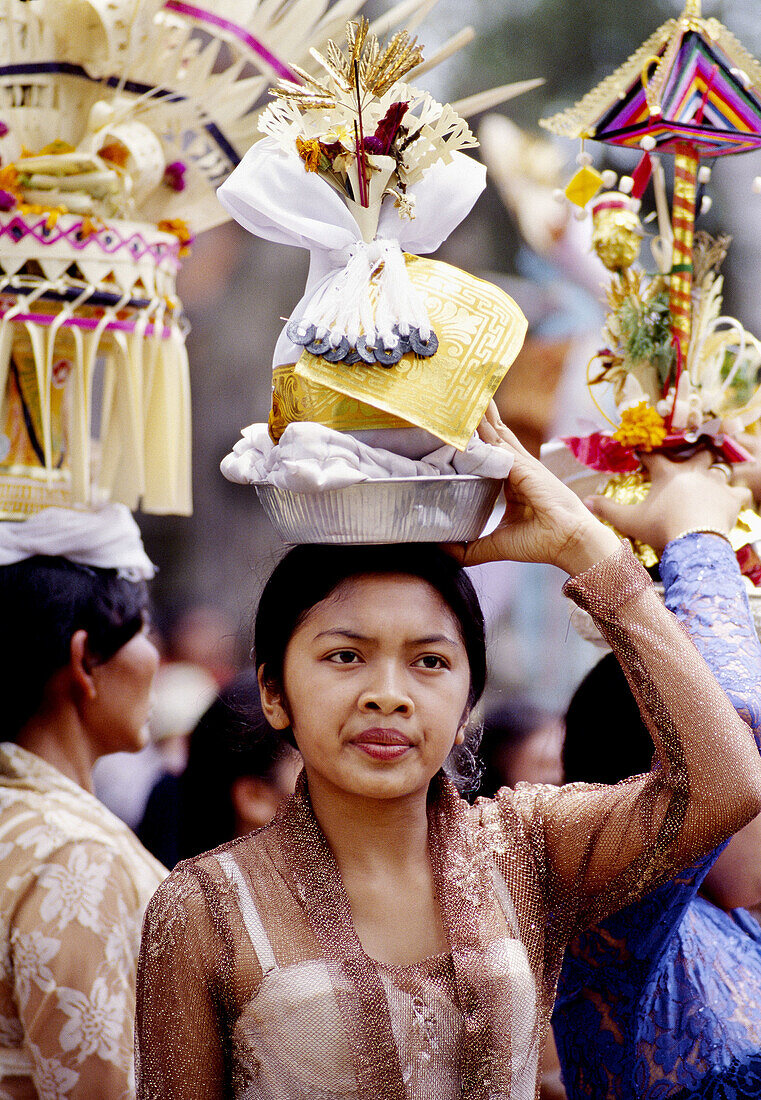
136, 544, 761, 1100
293, 256, 528, 451
269, 362, 409, 443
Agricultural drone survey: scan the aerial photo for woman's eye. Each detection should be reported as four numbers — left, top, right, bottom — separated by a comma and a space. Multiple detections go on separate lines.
414, 654, 448, 670
327, 650, 361, 665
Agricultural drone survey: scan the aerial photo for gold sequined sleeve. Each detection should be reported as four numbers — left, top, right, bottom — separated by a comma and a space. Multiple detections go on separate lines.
508, 541, 761, 934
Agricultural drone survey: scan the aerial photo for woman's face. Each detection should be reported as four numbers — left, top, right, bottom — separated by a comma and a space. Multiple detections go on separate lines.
267, 574, 472, 802
86, 626, 160, 755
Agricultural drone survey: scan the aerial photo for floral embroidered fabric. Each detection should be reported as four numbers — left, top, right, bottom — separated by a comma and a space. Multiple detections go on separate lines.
0, 744, 166, 1099
553, 533, 761, 1099
135, 543, 761, 1100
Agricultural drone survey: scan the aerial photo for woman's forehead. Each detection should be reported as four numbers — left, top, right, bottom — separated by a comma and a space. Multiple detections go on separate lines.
300, 573, 462, 634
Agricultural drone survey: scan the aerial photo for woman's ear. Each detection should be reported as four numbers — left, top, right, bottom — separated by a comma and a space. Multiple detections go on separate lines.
455, 704, 472, 748
70, 630, 97, 702
257, 665, 290, 730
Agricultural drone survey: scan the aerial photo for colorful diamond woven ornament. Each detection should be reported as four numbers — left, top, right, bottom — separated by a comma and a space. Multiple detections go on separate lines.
542, 0, 761, 359
541, 1, 761, 158
564, 164, 604, 207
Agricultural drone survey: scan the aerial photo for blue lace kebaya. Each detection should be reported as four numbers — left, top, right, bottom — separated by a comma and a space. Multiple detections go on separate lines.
553, 533, 761, 1099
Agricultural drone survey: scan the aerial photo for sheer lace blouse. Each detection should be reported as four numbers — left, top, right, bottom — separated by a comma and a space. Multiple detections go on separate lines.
136, 544, 761, 1100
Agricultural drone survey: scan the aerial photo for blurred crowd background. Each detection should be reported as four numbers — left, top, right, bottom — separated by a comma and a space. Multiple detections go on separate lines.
109, 0, 761, 835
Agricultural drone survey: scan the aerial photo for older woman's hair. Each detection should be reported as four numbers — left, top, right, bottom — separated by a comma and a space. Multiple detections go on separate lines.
563, 653, 653, 785
0, 555, 148, 737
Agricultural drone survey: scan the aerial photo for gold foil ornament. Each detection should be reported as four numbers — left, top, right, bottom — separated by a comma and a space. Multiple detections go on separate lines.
601, 471, 659, 567
591, 192, 643, 271
292, 256, 527, 450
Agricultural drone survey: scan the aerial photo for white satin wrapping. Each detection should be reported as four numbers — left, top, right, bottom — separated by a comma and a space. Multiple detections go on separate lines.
0, 504, 156, 579
217, 139, 487, 367
220, 423, 514, 492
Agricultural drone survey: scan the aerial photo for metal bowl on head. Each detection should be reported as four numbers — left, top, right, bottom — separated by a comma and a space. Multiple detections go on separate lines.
253, 475, 503, 545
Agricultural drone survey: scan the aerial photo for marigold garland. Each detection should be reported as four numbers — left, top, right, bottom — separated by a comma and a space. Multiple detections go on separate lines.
612, 401, 667, 450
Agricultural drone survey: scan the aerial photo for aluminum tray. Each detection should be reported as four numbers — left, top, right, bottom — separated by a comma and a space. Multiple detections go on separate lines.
253, 475, 503, 544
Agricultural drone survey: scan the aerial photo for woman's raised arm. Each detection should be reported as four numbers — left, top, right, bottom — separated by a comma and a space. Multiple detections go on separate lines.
454, 411, 761, 925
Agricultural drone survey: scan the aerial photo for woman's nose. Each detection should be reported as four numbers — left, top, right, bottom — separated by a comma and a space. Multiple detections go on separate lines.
358, 665, 413, 715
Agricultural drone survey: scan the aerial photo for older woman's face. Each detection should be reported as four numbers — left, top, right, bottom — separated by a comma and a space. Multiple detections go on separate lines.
272, 574, 471, 803
86, 626, 160, 756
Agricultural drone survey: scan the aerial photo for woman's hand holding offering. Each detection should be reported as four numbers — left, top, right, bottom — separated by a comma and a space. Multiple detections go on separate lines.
447, 405, 621, 575
448, 406, 752, 575
586, 450, 752, 554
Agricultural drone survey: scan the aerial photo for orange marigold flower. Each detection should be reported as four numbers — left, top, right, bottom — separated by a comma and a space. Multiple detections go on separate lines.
0, 164, 21, 197
98, 142, 129, 168
296, 137, 322, 173
612, 401, 667, 451
158, 217, 194, 256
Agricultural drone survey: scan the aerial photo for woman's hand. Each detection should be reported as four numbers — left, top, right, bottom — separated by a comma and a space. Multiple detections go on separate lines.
447, 405, 621, 574
586, 450, 752, 554
732, 432, 761, 506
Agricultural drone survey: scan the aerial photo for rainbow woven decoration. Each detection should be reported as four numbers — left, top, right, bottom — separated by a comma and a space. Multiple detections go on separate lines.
542, 0, 761, 362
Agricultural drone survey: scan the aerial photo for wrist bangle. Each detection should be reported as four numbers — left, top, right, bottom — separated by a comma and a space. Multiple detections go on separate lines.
670, 527, 732, 546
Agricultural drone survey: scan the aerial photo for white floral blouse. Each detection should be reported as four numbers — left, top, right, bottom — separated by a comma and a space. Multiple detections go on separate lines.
0, 743, 166, 1099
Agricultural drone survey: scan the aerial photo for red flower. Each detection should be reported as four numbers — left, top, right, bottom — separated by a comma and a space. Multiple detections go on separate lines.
561, 433, 641, 473
363, 102, 408, 156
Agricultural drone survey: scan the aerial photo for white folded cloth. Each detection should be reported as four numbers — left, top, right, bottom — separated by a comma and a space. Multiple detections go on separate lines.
0, 504, 156, 579
217, 140, 487, 368
221, 422, 514, 492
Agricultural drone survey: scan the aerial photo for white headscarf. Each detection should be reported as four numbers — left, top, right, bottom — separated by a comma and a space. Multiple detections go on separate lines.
0, 504, 156, 580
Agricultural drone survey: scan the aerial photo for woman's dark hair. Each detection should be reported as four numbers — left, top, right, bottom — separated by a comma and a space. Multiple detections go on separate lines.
563, 652, 653, 785
0, 555, 148, 737
174, 670, 291, 861
254, 544, 487, 790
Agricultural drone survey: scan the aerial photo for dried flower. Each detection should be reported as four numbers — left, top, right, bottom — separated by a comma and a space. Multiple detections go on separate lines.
158, 217, 194, 256
296, 137, 322, 173
613, 401, 667, 450
0, 189, 16, 211
363, 101, 408, 155
164, 160, 187, 191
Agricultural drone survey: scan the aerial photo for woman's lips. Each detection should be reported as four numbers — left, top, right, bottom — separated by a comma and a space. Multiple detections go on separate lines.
351, 729, 412, 760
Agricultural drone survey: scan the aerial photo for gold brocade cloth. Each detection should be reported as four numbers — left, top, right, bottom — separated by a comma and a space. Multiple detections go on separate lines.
285, 256, 527, 451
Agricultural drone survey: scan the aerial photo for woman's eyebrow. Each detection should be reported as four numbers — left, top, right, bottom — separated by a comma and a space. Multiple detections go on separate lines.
409, 634, 459, 648
313, 628, 370, 641
312, 629, 459, 647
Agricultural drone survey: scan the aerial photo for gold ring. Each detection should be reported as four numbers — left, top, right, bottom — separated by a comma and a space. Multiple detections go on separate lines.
710, 461, 732, 480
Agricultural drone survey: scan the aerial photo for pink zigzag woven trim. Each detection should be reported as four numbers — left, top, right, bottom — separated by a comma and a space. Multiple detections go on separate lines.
0, 215, 181, 268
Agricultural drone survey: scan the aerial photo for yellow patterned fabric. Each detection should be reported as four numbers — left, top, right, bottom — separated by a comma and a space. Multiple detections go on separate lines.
293, 256, 527, 450
135, 545, 761, 1099
0, 744, 166, 1099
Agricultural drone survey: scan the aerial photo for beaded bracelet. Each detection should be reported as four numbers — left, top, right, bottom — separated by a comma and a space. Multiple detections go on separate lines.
670, 527, 732, 546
